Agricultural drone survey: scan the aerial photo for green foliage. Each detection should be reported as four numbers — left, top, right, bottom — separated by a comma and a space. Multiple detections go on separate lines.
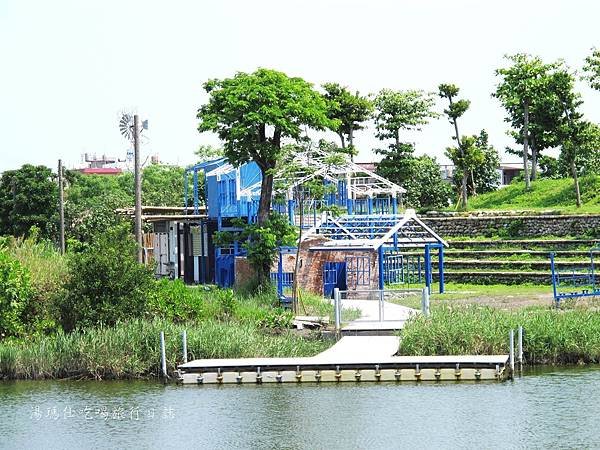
215, 213, 297, 283
376, 144, 451, 209
373, 89, 438, 145
451, 130, 500, 195
322, 82, 373, 150
65, 171, 132, 244
0, 164, 58, 239
142, 164, 185, 206
0, 250, 31, 338
583, 47, 600, 91
197, 68, 332, 225
58, 225, 155, 331
147, 279, 206, 322
401, 305, 600, 364
6, 235, 66, 334
439, 83, 472, 209
0, 318, 330, 379
538, 155, 560, 179
195, 144, 224, 162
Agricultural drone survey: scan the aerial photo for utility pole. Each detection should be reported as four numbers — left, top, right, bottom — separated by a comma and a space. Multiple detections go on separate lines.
58, 159, 65, 254
134, 114, 143, 263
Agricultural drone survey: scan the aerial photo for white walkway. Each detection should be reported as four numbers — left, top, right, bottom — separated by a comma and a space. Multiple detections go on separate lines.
341, 299, 418, 332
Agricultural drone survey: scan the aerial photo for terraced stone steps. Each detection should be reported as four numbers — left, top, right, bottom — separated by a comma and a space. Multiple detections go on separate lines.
438, 238, 597, 284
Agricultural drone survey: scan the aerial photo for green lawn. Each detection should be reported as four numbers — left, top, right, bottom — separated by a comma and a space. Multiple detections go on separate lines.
388, 282, 553, 310
465, 176, 600, 213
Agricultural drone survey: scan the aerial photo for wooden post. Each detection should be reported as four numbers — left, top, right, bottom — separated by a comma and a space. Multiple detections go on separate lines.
134, 114, 142, 263
58, 159, 65, 254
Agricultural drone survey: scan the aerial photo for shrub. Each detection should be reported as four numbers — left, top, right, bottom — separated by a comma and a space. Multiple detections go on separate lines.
148, 279, 206, 322
7, 235, 66, 334
58, 225, 155, 331
0, 250, 31, 337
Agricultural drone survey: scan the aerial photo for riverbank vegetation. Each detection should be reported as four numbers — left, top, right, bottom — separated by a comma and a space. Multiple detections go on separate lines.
0, 228, 333, 380
0, 319, 330, 380
400, 305, 600, 365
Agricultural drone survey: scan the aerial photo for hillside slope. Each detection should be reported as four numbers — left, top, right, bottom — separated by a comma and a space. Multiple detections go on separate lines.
467, 176, 600, 213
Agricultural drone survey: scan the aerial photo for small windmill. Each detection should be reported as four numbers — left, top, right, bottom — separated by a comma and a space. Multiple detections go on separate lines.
118, 112, 148, 263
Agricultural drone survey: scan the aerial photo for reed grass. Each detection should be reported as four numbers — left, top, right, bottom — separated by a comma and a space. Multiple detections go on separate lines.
400, 305, 600, 364
0, 319, 331, 380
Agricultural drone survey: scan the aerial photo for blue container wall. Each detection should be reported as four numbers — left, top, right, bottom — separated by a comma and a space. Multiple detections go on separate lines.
204, 162, 262, 219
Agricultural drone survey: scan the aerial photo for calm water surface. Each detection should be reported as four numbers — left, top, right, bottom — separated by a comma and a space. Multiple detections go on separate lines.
1, 366, 599, 449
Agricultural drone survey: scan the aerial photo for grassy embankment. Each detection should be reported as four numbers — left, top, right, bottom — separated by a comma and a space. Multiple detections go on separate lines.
466, 176, 600, 213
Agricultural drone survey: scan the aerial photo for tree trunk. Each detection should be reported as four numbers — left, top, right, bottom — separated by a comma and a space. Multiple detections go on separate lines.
523, 100, 531, 189
530, 135, 537, 181
257, 164, 274, 226
571, 160, 581, 207
460, 172, 468, 209
338, 133, 346, 149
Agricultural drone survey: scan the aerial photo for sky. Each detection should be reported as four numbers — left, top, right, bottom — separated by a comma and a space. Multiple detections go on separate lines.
1, 0, 599, 172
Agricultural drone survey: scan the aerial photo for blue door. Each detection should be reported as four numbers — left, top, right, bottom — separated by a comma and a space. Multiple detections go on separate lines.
216, 255, 235, 287
323, 262, 347, 298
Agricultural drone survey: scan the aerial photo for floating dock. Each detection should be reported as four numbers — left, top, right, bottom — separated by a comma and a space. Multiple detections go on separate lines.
177, 337, 509, 384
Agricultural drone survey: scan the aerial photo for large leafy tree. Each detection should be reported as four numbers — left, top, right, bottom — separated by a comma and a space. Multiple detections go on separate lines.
377, 148, 451, 209
322, 83, 373, 154
142, 164, 185, 207
373, 89, 438, 149
197, 69, 332, 286
494, 54, 565, 188
64, 171, 132, 244
0, 165, 58, 239
372, 89, 438, 206
197, 68, 332, 227
438, 83, 472, 208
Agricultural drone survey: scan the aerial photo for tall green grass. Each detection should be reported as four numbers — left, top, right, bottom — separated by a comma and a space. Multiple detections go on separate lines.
0, 319, 331, 380
400, 305, 600, 364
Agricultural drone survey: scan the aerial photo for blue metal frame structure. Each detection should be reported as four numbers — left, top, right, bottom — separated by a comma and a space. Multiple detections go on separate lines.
306, 209, 448, 294
551, 248, 600, 305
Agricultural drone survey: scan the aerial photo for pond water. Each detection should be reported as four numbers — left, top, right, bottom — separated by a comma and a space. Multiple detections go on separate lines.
1, 366, 599, 449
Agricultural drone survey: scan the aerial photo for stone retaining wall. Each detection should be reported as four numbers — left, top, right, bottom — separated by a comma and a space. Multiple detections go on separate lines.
421, 214, 600, 238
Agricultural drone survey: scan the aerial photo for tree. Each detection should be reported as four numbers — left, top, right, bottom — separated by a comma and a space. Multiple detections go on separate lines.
373, 89, 438, 149
559, 119, 600, 207
445, 135, 485, 207
583, 47, 600, 90
494, 54, 565, 187
322, 83, 373, 154
142, 164, 185, 206
58, 224, 155, 331
377, 148, 451, 209
0, 249, 31, 337
195, 144, 223, 162
64, 171, 133, 244
0, 165, 58, 240
197, 68, 332, 283
469, 130, 501, 194
438, 83, 471, 208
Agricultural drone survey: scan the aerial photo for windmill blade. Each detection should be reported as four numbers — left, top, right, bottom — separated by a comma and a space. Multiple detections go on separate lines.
119, 113, 133, 139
